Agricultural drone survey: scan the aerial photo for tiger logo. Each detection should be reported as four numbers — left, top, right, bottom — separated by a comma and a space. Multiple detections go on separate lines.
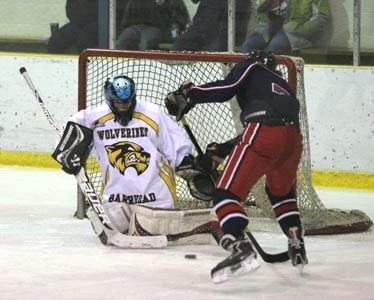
105, 141, 150, 175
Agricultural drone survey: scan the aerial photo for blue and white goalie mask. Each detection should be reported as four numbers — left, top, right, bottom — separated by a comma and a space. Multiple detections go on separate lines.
104, 75, 137, 126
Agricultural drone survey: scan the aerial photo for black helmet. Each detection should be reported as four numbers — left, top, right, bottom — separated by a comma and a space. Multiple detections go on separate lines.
248, 49, 277, 72
104, 75, 136, 126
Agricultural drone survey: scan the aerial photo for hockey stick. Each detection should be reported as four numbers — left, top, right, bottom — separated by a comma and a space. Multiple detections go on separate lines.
244, 228, 289, 263
19, 67, 167, 249
180, 117, 204, 157
179, 116, 289, 263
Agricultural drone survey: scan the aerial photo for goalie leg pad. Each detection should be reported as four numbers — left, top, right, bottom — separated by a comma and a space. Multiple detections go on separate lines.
51, 121, 93, 175
105, 203, 133, 234
128, 205, 219, 245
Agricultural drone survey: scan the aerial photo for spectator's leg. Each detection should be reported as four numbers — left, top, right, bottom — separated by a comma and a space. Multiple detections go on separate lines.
116, 25, 141, 50
208, 32, 227, 52
77, 22, 99, 53
171, 3, 225, 51
48, 23, 80, 54
139, 26, 162, 50
264, 29, 292, 55
208, 0, 251, 52
240, 32, 267, 53
235, 0, 252, 46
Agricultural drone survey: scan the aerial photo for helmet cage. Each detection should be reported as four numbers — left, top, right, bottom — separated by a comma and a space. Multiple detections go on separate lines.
104, 75, 137, 126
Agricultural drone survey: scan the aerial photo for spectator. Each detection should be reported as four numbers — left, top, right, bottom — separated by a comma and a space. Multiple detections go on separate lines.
241, 0, 331, 55
48, 0, 99, 54
171, 0, 251, 52
116, 0, 190, 50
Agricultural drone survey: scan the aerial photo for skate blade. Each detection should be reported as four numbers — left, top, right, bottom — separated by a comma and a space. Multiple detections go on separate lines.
297, 264, 304, 276
293, 254, 308, 276
211, 256, 261, 284
296, 259, 308, 276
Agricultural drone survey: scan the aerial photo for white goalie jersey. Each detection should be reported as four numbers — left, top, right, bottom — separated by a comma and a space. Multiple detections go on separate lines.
69, 100, 192, 212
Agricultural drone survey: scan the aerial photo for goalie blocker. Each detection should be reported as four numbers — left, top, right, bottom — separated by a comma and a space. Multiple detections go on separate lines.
52, 121, 93, 175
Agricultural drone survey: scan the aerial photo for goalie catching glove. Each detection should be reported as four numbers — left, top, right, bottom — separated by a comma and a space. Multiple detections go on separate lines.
164, 80, 195, 121
187, 171, 215, 201
177, 169, 215, 202
51, 121, 93, 175
177, 154, 217, 201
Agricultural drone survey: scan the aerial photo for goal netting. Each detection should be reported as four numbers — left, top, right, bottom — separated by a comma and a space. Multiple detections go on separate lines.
77, 49, 372, 235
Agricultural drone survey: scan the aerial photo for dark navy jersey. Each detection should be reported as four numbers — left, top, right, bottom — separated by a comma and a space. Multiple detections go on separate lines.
188, 59, 300, 128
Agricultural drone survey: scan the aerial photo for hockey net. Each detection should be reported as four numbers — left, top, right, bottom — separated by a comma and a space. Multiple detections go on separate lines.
78, 49, 372, 235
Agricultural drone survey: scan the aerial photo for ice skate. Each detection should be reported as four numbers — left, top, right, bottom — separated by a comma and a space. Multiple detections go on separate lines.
288, 225, 308, 274
211, 234, 260, 284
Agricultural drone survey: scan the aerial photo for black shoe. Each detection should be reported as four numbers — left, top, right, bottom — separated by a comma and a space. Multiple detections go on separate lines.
288, 226, 308, 270
211, 234, 260, 284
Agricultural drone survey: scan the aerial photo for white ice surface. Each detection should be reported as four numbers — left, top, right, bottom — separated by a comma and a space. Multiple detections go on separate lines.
1, 166, 374, 300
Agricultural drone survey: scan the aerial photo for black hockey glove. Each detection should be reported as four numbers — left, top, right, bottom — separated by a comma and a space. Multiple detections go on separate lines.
206, 142, 233, 160
164, 80, 195, 121
176, 154, 196, 171
176, 153, 215, 178
194, 153, 223, 181
195, 154, 215, 173
176, 153, 212, 173
51, 121, 93, 175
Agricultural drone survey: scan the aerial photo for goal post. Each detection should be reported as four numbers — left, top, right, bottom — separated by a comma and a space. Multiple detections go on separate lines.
77, 49, 372, 235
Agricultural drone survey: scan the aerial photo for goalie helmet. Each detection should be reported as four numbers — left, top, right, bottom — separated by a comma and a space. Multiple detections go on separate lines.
104, 75, 137, 126
247, 49, 277, 72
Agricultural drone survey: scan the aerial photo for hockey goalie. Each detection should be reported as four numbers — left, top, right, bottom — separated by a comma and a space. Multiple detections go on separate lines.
51, 74, 220, 247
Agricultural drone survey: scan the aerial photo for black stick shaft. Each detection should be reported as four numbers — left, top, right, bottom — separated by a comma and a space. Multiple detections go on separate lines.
180, 116, 204, 156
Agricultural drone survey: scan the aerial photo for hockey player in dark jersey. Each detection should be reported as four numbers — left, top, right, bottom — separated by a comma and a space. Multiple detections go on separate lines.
164, 50, 308, 283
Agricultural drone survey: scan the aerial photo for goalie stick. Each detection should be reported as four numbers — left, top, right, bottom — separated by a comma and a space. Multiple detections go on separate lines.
19, 67, 167, 249
179, 116, 289, 263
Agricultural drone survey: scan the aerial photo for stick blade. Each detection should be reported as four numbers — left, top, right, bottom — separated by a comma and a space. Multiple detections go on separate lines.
245, 231, 290, 263
19, 67, 27, 74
